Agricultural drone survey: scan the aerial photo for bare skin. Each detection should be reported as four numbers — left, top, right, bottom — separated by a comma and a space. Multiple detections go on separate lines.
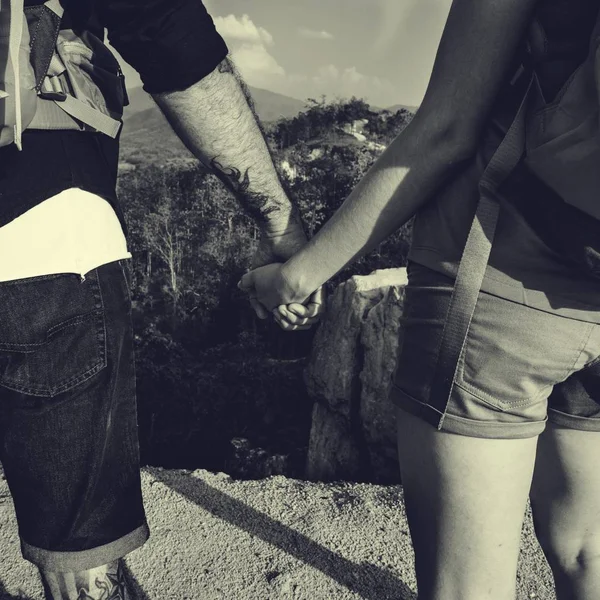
152, 55, 323, 327
40, 560, 129, 600
240, 0, 539, 309
531, 424, 600, 600
397, 409, 537, 600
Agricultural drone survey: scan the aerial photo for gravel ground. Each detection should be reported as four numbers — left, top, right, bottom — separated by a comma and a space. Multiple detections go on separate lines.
0, 467, 556, 599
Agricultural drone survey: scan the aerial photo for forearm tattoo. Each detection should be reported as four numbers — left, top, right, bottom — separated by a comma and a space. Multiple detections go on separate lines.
169, 54, 299, 226
209, 158, 281, 224
41, 559, 130, 600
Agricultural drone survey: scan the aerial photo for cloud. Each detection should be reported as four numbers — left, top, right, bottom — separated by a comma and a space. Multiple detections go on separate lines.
213, 14, 286, 88
211, 13, 397, 106
298, 27, 334, 40
231, 44, 285, 81
213, 14, 274, 46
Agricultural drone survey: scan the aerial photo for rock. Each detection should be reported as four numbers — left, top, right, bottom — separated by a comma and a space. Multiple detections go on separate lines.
305, 402, 362, 482
227, 437, 291, 479
305, 268, 408, 483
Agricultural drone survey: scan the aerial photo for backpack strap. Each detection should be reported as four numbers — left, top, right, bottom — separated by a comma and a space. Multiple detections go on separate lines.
37, 51, 122, 138
8, 0, 24, 149
427, 75, 535, 427
24, 0, 122, 139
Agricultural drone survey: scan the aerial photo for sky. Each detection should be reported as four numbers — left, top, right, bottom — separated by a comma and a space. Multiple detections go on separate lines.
115, 0, 452, 109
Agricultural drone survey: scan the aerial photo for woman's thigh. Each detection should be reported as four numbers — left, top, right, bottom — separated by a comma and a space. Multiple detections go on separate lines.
397, 407, 537, 600
391, 262, 600, 599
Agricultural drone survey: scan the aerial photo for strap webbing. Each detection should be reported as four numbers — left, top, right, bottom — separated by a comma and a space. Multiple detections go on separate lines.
44, 0, 63, 18
53, 92, 122, 138
8, 0, 24, 149
11, 0, 121, 140
428, 77, 534, 427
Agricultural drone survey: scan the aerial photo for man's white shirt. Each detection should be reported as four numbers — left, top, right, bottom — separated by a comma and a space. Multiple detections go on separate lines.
0, 188, 131, 282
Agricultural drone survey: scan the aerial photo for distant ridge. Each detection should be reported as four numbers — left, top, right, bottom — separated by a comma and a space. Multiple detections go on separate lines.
123, 84, 307, 122
119, 85, 417, 166
120, 85, 308, 165
384, 104, 418, 114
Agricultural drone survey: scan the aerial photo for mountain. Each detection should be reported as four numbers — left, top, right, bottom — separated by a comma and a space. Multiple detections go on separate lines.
124, 84, 306, 122
120, 85, 307, 166
119, 84, 417, 167
385, 103, 418, 114
243, 86, 308, 122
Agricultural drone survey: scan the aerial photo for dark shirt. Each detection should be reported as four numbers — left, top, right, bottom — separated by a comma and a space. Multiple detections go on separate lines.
0, 0, 228, 229
506, 0, 600, 278
409, 0, 600, 322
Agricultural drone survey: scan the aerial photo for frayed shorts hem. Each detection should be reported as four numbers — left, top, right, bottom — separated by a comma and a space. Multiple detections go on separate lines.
391, 384, 547, 440
21, 523, 150, 572
547, 408, 600, 432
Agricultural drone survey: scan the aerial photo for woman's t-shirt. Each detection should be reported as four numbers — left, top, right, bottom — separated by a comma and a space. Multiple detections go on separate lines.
409, 0, 600, 324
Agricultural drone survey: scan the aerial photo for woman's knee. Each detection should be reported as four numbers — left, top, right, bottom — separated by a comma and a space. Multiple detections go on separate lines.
537, 526, 600, 582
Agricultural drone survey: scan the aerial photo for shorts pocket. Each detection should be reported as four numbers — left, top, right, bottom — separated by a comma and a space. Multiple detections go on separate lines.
0, 271, 107, 397
455, 292, 592, 411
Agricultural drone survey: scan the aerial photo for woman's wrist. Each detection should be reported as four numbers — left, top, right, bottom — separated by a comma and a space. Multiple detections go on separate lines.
279, 259, 319, 304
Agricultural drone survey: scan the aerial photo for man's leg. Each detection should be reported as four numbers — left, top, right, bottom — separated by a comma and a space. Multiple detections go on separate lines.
397, 408, 537, 600
0, 261, 147, 599
41, 560, 129, 600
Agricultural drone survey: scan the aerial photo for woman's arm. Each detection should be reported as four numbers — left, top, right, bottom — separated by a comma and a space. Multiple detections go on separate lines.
259, 0, 538, 306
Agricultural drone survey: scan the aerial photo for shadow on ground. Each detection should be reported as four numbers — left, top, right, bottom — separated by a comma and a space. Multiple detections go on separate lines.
0, 563, 149, 600
153, 469, 416, 600
0, 580, 33, 600
122, 562, 151, 600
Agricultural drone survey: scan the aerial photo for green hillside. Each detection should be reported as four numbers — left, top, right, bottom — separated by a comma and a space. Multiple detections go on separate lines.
120, 85, 308, 165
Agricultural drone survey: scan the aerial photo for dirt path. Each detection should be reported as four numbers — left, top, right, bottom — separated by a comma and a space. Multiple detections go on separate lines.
0, 467, 555, 599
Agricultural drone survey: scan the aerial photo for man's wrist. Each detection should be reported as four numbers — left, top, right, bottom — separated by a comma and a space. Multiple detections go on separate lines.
261, 204, 303, 237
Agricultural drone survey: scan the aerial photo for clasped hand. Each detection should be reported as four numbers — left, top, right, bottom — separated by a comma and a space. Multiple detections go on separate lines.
239, 263, 325, 331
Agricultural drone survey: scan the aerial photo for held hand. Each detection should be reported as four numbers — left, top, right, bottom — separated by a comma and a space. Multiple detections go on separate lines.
243, 214, 325, 329
238, 265, 325, 331
247, 215, 308, 319
272, 287, 326, 331
238, 263, 290, 317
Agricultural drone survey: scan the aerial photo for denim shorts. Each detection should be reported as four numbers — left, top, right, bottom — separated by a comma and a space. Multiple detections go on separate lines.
391, 262, 600, 439
0, 259, 149, 571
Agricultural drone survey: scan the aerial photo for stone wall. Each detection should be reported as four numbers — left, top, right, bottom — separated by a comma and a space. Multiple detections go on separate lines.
304, 269, 407, 483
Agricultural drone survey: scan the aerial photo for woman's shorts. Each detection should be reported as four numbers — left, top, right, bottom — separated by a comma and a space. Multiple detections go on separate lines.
391, 262, 600, 439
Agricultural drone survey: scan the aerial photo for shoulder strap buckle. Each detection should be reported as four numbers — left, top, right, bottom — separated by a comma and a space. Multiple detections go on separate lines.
38, 73, 67, 101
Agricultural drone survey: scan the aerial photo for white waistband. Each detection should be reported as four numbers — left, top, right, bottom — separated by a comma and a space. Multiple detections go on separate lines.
0, 187, 131, 282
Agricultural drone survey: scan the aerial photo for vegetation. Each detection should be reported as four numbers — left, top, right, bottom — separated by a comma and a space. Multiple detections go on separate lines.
118, 97, 414, 478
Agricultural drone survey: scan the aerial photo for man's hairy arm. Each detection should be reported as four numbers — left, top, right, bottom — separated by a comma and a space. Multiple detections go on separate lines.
151, 56, 323, 324
151, 57, 299, 231
103, 1, 321, 325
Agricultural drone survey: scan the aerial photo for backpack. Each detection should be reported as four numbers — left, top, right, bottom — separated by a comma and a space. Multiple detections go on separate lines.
429, 3, 600, 422
524, 10, 600, 220
0, 0, 127, 151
